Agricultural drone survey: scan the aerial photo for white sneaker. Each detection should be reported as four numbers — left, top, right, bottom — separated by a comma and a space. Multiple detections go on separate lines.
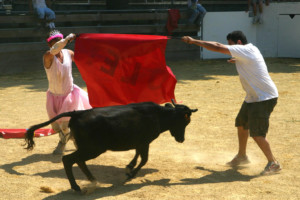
252, 16, 257, 24
261, 161, 282, 175
258, 15, 263, 24
49, 22, 56, 29
227, 155, 250, 166
52, 141, 66, 155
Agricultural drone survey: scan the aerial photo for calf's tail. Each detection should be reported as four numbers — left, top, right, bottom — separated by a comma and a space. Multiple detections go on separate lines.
25, 111, 76, 150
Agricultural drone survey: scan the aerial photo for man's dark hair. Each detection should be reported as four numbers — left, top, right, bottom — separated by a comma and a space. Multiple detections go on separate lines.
226, 31, 248, 44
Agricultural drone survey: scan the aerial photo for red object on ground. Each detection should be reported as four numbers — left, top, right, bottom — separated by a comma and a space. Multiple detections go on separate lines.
0, 129, 55, 139
74, 33, 177, 108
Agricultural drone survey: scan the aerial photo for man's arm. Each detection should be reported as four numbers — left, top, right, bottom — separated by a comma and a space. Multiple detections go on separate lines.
49, 33, 76, 55
68, 50, 75, 62
43, 51, 54, 69
182, 36, 231, 55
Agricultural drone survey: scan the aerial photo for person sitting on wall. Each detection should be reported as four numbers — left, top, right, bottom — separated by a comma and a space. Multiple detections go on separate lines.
187, 0, 206, 25
29, 0, 56, 30
247, 0, 269, 24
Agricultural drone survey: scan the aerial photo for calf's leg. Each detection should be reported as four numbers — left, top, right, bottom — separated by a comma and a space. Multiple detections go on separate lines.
126, 145, 149, 180
62, 149, 104, 191
77, 161, 97, 182
62, 151, 82, 191
126, 150, 139, 176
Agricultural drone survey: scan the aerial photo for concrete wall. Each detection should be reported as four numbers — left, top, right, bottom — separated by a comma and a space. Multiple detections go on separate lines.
0, 39, 199, 74
0, 43, 48, 74
202, 11, 256, 59
202, 2, 300, 59
1, 2, 299, 74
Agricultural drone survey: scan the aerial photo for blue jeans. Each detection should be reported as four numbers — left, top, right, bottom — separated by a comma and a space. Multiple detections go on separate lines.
187, 4, 206, 25
35, 7, 55, 21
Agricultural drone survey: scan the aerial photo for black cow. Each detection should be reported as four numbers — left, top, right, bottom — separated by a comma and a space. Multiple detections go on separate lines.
25, 100, 197, 192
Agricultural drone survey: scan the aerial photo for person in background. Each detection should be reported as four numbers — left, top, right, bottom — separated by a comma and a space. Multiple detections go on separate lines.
187, 0, 206, 25
182, 31, 281, 175
29, 0, 56, 29
43, 30, 92, 154
247, 0, 269, 24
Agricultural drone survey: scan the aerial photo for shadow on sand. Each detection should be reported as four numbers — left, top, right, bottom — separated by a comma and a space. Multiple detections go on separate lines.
0, 153, 158, 184
0, 152, 260, 199
44, 164, 259, 199
42, 165, 260, 200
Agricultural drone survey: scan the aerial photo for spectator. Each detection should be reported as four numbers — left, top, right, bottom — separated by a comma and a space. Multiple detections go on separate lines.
29, 0, 56, 29
187, 0, 206, 25
247, 0, 269, 24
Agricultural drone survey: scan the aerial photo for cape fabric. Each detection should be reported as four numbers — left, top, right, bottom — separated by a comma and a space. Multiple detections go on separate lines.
74, 33, 177, 108
0, 129, 55, 139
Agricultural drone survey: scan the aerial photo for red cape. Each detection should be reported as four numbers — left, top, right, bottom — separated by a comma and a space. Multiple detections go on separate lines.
0, 129, 55, 139
74, 33, 177, 108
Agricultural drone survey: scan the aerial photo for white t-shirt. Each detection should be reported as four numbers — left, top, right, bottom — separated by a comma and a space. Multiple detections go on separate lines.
226, 43, 278, 103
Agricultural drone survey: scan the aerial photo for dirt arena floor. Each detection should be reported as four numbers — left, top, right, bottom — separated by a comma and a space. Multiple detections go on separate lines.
0, 58, 299, 200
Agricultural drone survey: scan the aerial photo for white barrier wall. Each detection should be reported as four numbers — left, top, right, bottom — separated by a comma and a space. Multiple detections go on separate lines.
202, 2, 300, 59
202, 11, 256, 59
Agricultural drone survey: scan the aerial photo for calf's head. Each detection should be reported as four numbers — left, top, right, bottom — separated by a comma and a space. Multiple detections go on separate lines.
166, 100, 198, 143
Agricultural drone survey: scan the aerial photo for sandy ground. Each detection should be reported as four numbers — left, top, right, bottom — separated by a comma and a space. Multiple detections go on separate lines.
0, 58, 300, 200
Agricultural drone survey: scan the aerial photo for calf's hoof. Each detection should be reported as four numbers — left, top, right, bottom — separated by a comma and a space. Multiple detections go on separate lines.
125, 171, 136, 181
71, 184, 81, 192
125, 165, 133, 175
81, 181, 98, 195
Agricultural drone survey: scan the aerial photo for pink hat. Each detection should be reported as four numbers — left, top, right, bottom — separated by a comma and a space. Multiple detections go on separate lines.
47, 33, 64, 42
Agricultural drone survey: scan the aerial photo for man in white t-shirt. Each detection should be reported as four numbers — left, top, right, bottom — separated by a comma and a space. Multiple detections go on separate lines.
182, 31, 281, 175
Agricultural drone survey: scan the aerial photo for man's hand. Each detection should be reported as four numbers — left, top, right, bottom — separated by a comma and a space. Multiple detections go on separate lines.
66, 33, 76, 43
181, 36, 194, 44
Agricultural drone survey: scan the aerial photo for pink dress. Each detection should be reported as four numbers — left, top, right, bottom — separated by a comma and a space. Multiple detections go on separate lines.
45, 49, 91, 122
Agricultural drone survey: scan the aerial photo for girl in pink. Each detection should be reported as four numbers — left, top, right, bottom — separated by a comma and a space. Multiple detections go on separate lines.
44, 30, 91, 154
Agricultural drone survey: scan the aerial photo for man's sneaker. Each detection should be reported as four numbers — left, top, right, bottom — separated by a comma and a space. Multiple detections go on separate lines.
258, 15, 263, 24
53, 141, 66, 155
261, 161, 282, 175
227, 155, 250, 166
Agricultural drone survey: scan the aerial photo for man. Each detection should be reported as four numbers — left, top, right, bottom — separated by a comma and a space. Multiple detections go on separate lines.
247, 0, 269, 24
43, 30, 91, 154
29, 0, 56, 29
182, 31, 281, 175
